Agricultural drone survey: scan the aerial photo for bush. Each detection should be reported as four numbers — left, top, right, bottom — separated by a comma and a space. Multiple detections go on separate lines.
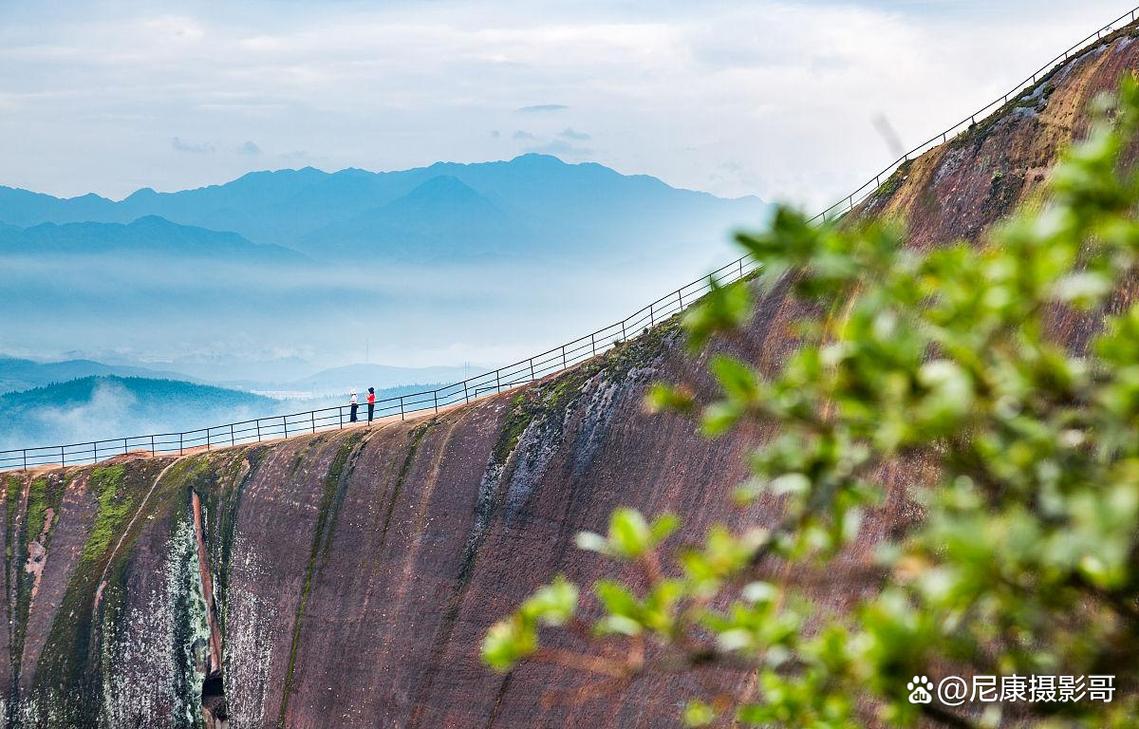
482, 79, 1139, 727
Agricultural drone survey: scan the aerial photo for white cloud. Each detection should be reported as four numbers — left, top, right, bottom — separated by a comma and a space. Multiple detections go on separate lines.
171, 136, 214, 154
524, 139, 592, 157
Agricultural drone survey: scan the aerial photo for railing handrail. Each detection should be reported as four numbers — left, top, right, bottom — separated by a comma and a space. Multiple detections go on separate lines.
3, 6, 1137, 472
808, 4, 1139, 223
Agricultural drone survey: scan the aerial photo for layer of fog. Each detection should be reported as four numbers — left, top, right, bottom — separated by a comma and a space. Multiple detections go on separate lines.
1, 237, 739, 383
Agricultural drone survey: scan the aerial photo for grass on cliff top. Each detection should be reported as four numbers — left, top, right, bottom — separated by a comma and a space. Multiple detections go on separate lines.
82, 464, 131, 563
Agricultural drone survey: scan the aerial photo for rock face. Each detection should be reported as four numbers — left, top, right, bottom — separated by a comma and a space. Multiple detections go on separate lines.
4, 23, 1139, 729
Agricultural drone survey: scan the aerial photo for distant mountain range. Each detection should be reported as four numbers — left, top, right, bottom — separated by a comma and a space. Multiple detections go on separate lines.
0, 356, 197, 394
0, 216, 303, 262
0, 375, 273, 449
0, 154, 768, 262
1, 154, 767, 391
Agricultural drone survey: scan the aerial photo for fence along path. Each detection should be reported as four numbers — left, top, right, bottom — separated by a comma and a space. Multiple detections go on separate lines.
3, 5, 1138, 473
1, 255, 759, 472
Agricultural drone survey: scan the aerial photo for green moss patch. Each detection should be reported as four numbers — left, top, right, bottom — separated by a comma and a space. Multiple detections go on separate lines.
81, 465, 131, 564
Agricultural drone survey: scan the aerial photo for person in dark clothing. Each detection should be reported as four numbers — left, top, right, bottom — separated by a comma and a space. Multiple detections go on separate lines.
367, 387, 376, 423
349, 391, 359, 422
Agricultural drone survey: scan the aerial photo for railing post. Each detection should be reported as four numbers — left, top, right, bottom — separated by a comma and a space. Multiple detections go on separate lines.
123, 438, 128, 456
256, 419, 262, 443
60, 446, 65, 468
310, 411, 316, 433
496, 370, 502, 393
283, 417, 288, 439
230, 424, 235, 446
739, 258, 744, 278
151, 434, 156, 455
179, 433, 183, 455
22, 450, 27, 472
93, 442, 98, 462
339, 407, 344, 429
464, 381, 469, 403
561, 345, 567, 368
433, 392, 439, 413
399, 397, 405, 421
649, 303, 655, 327
591, 333, 596, 356
620, 321, 627, 340
206, 429, 211, 451
530, 359, 536, 380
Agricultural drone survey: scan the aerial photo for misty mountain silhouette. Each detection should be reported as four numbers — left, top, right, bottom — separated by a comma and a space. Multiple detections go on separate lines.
298, 175, 521, 259
0, 375, 272, 449
0, 155, 768, 384
0, 356, 197, 395
0, 155, 768, 262
0, 216, 303, 261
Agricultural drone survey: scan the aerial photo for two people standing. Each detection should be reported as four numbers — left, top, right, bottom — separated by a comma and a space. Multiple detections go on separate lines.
348, 387, 377, 423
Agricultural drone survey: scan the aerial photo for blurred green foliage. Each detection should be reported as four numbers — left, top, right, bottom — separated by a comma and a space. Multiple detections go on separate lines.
482, 79, 1139, 727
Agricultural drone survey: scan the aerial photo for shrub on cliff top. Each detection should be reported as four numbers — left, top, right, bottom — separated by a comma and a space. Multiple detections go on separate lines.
482, 78, 1139, 727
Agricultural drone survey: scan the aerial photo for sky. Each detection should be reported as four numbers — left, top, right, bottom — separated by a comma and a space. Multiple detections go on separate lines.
1, 0, 1135, 211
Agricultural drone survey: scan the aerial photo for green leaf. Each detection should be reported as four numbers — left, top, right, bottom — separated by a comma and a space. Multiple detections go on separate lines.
711, 355, 760, 405
574, 530, 609, 554
701, 401, 743, 437
650, 512, 681, 543
683, 277, 753, 349
480, 617, 537, 672
595, 579, 640, 617
645, 382, 696, 414
683, 701, 717, 727
520, 575, 579, 626
608, 508, 653, 558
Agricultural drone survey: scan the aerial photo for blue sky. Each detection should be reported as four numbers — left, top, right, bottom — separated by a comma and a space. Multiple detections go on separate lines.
0, 0, 1134, 207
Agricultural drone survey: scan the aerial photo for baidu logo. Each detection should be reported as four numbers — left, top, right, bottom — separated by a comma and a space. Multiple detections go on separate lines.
906, 676, 934, 704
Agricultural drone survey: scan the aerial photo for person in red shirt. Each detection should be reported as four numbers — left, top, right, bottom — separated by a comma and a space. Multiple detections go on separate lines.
367, 387, 376, 423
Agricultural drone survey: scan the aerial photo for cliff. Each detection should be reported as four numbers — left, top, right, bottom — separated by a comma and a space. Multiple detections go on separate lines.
4, 22, 1139, 729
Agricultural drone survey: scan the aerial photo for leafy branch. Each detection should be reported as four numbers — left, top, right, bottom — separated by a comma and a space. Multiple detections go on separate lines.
482, 78, 1139, 728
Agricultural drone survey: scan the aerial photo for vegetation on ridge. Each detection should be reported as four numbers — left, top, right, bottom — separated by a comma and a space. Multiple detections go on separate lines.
483, 80, 1139, 726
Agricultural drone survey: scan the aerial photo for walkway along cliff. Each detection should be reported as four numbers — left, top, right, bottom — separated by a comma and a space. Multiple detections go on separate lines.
3, 19, 1139, 729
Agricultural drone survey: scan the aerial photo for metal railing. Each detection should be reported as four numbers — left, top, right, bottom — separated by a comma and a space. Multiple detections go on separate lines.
0, 256, 761, 472
3, 5, 1137, 473
808, 4, 1139, 223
